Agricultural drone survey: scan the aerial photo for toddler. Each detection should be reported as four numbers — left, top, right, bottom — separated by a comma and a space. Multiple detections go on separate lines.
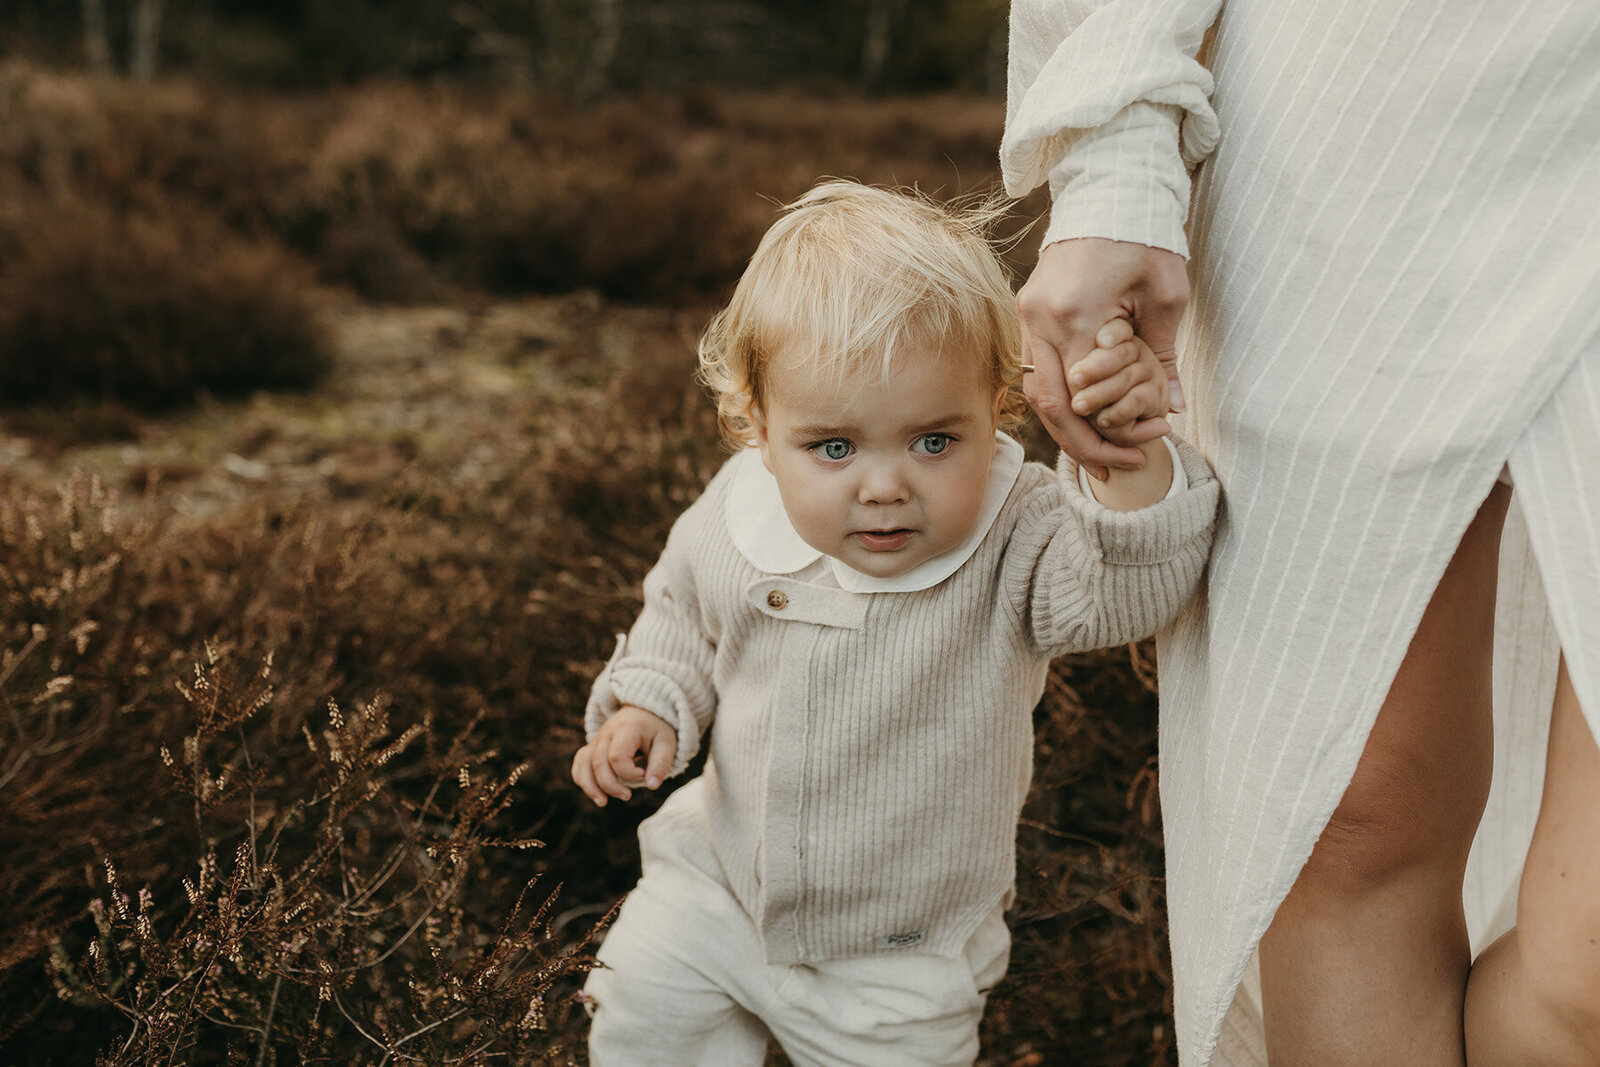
572, 181, 1218, 1065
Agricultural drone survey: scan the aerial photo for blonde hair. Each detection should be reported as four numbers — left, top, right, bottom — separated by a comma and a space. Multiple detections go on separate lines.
698, 180, 1027, 446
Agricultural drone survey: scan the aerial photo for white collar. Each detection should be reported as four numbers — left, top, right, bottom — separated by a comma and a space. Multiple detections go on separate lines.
725, 432, 1025, 593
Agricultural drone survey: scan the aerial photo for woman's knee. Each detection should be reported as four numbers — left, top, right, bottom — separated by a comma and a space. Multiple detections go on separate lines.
1505, 665, 1600, 1055
1522, 951, 1600, 1057
1305, 727, 1490, 891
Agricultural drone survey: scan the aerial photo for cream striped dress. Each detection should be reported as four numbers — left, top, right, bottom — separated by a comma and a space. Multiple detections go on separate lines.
1002, 1, 1600, 1063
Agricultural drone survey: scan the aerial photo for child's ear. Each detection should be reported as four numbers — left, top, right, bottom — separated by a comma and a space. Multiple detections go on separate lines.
751, 407, 774, 473
990, 384, 1007, 426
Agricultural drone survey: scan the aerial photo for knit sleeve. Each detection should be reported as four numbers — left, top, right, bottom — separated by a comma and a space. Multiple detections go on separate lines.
1001, 0, 1223, 256
583, 480, 722, 778
1004, 437, 1219, 656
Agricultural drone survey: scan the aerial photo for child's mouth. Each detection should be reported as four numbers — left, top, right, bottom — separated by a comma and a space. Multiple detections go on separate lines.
855, 529, 913, 551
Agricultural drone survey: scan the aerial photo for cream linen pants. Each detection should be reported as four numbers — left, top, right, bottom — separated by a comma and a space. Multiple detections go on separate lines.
585, 794, 1011, 1066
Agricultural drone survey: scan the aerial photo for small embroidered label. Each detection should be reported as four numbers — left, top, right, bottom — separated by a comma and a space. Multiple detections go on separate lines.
877, 930, 925, 949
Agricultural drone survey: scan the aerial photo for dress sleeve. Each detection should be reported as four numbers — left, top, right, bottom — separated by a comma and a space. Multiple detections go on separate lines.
583, 485, 721, 778
1003, 437, 1219, 656
1001, 0, 1223, 256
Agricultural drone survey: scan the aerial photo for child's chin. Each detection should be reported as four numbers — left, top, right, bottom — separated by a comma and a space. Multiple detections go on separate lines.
840, 550, 923, 579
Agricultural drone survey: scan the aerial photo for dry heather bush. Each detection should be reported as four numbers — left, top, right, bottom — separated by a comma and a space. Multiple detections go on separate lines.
0, 363, 729, 1061
0, 202, 331, 411
0, 477, 614, 1063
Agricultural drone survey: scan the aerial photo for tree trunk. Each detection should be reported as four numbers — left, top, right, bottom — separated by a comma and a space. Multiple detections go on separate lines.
131, 0, 167, 81
985, 16, 1007, 97
575, 0, 621, 103
451, 1, 537, 85
81, 0, 113, 77
859, 0, 906, 92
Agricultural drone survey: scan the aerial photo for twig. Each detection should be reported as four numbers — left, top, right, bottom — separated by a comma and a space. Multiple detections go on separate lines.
331, 988, 421, 1061
1016, 818, 1111, 851
387, 1005, 470, 1053
255, 972, 282, 1067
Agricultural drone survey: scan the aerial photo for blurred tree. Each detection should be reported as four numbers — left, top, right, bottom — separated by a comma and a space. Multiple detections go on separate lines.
5, 0, 1008, 94
530, 0, 620, 97
79, 0, 113, 76
77, 0, 167, 79
130, 0, 165, 78
859, 0, 907, 92
446, 1, 537, 85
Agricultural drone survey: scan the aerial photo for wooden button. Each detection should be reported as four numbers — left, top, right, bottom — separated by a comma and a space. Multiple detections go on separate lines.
766, 590, 788, 609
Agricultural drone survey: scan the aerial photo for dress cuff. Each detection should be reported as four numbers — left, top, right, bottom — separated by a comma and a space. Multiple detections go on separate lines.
1039, 101, 1193, 257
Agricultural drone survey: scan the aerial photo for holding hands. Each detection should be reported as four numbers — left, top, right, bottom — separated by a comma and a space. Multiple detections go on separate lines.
1018, 238, 1190, 478
1060, 317, 1171, 444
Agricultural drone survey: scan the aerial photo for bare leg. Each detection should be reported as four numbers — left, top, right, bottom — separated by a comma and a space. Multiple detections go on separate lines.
1465, 658, 1600, 1066
1259, 483, 1511, 1067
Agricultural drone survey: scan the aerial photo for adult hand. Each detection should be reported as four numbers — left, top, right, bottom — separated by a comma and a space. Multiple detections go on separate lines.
1017, 237, 1190, 478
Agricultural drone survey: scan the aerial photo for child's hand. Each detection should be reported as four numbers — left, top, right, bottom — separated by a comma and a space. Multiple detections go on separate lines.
1066, 318, 1173, 439
571, 704, 676, 807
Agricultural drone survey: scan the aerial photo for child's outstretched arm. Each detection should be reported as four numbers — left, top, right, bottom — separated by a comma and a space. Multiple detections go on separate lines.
572, 704, 676, 807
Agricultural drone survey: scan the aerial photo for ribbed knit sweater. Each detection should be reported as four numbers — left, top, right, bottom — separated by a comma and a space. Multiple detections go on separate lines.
586, 434, 1218, 965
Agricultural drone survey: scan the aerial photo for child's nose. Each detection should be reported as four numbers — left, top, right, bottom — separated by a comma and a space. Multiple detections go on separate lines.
857, 462, 910, 505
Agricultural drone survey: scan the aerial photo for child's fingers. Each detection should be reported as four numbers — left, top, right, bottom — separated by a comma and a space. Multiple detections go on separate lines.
642, 731, 675, 791
1072, 356, 1159, 417
588, 731, 643, 801
571, 745, 609, 807
1067, 340, 1142, 396
1095, 380, 1169, 430
1101, 415, 1173, 446
1095, 317, 1134, 348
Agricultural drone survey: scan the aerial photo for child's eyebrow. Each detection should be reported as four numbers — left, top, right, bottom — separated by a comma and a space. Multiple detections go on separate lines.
909, 412, 977, 433
787, 422, 858, 440
786, 412, 976, 441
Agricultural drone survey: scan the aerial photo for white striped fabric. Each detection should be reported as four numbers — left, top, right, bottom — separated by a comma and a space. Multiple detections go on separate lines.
1004, 0, 1600, 1063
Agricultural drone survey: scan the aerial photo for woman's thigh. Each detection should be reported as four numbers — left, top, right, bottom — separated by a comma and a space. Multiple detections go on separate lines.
1300, 481, 1511, 887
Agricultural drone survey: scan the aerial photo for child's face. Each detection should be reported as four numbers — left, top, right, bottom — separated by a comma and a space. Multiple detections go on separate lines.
753, 337, 1004, 580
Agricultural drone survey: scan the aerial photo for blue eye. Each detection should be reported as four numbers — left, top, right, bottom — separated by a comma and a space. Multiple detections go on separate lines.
914, 434, 951, 455
812, 439, 853, 461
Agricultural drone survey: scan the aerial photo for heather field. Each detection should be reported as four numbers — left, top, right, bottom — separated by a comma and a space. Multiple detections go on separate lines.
0, 64, 1177, 1065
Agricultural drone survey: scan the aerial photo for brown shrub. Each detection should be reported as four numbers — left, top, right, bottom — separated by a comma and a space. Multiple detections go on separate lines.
0, 323, 727, 1060
0, 477, 604, 1063
0, 63, 1048, 306
0, 200, 331, 412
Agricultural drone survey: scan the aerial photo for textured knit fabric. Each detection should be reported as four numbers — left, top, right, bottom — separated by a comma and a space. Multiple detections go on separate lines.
586, 435, 1218, 967
585, 778, 1012, 1066
1002, 2, 1600, 1064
